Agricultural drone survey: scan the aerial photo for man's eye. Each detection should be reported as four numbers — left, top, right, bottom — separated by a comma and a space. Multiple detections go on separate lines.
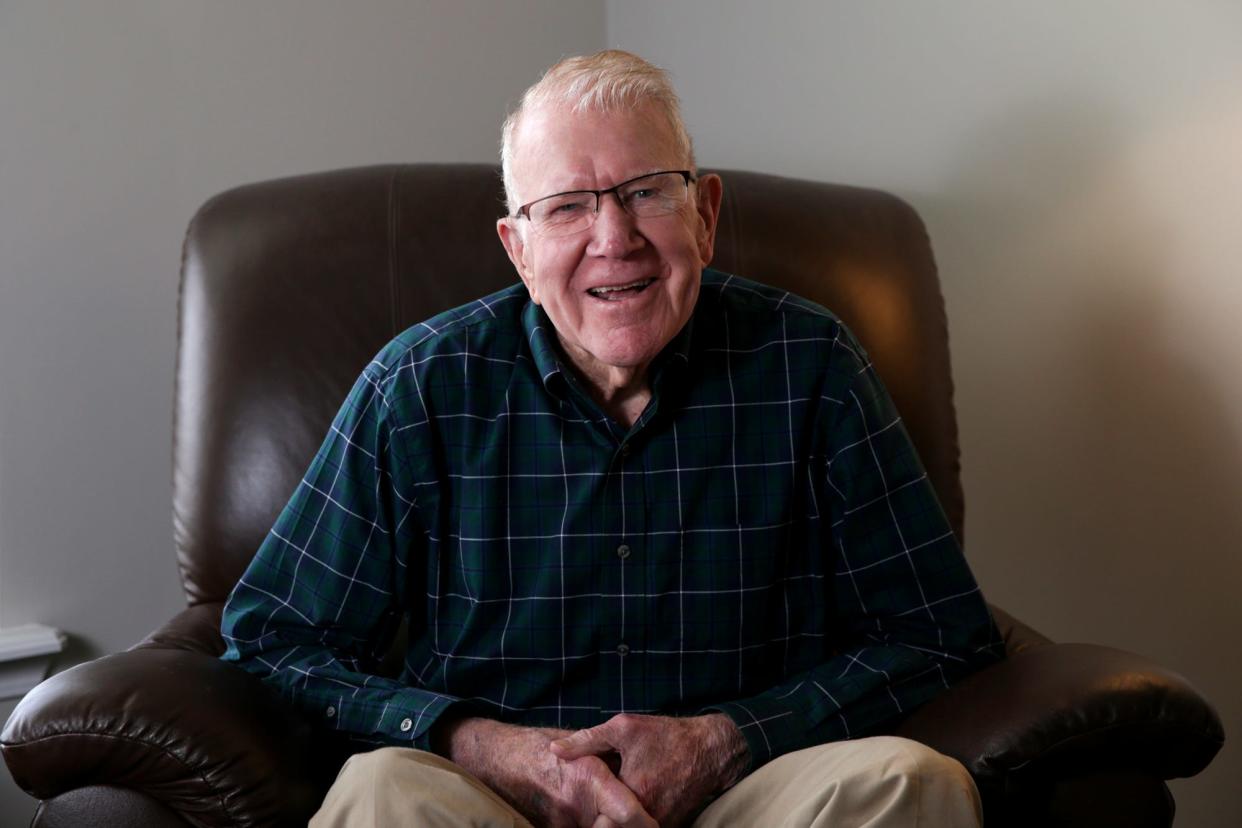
629, 188, 658, 200
549, 201, 584, 215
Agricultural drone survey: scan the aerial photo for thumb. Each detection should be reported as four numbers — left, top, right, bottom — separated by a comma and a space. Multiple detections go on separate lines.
550, 725, 616, 760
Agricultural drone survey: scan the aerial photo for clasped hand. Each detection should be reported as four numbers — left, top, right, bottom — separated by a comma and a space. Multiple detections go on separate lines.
442, 713, 747, 828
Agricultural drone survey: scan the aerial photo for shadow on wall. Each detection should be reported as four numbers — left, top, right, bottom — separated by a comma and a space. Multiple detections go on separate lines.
922, 96, 1240, 825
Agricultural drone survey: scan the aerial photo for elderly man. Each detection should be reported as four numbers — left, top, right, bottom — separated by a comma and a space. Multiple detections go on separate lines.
222, 50, 1002, 827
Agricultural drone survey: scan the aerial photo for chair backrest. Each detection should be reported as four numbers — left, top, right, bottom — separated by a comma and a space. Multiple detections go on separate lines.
175, 164, 962, 605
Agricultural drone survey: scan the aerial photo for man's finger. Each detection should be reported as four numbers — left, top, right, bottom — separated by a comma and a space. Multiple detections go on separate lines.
591, 816, 619, 828
590, 765, 657, 828
550, 725, 616, 759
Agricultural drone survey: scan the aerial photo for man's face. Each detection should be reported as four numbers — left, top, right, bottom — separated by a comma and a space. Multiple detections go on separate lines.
498, 102, 722, 386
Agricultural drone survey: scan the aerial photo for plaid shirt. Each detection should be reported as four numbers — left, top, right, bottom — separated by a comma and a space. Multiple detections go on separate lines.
221, 269, 1002, 769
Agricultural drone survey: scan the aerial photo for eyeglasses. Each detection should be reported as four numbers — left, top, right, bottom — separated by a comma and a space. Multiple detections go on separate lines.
512, 170, 696, 238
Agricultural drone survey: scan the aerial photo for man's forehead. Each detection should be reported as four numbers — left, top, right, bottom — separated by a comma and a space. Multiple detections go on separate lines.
510, 101, 681, 191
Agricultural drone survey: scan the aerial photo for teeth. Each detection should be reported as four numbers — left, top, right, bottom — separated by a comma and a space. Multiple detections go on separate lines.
588, 279, 653, 297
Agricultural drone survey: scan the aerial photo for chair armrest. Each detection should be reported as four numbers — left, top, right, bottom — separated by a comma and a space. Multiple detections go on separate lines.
988, 603, 1053, 655
133, 602, 227, 656
1, 648, 323, 828
896, 643, 1225, 794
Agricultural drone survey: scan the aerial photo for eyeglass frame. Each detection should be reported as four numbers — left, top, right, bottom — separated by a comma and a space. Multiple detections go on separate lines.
510, 170, 698, 232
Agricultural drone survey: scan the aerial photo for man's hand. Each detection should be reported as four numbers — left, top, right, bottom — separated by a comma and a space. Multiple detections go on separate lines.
437, 717, 657, 828
550, 713, 751, 827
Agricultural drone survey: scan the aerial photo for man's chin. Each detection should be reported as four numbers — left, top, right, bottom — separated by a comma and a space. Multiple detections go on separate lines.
591, 336, 666, 370
565, 337, 664, 381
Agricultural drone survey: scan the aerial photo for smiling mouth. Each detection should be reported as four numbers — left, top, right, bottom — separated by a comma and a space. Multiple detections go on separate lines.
586, 278, 655, 300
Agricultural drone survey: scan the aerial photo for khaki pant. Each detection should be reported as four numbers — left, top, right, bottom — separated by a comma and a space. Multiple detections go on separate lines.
311, 735, 982, 827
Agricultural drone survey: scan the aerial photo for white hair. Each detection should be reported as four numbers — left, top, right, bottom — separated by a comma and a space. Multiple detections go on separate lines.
500, 50, 696, 214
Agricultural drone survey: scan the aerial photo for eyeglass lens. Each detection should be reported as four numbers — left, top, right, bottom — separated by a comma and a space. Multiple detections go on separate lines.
527, 172, 690, 236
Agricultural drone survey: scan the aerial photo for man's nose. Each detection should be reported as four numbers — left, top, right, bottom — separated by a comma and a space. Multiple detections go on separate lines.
586, 192, 643, 257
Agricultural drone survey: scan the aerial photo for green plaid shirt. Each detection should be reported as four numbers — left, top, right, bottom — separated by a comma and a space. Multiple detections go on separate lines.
221, 269, 1002, 769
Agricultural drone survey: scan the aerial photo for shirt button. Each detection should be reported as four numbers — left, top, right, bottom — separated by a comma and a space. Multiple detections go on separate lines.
325, 706, 336, 718
616, 643, 630, 657
616, 544, 631, 559
619, 443, 631, 458
399, 717, 413, 732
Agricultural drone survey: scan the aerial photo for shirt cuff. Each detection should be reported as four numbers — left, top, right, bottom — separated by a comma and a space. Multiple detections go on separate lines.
323, 687, 475, 752
702, 700, 794, 770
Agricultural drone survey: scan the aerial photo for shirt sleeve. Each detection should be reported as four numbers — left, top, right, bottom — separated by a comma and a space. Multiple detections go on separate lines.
706, 341, 1004, 770
220, 357, 465, 751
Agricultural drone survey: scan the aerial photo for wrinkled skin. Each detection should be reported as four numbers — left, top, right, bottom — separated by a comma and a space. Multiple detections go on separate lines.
496, 100, 722, 427
438, 712, 749, 828
551, 713, 751, 827
439, 717, 658, 827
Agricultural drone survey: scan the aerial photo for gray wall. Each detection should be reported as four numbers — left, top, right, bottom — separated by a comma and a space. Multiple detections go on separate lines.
609, 2, 1242, 826
3, 1, 1238, 825
0, 1, 604, 822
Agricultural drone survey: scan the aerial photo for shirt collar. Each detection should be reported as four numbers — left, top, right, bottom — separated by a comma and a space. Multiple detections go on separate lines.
523, 300, 568, 397
520, 284, 698, 403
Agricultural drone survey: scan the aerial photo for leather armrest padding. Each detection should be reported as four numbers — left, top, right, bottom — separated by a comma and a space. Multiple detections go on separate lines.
1, 648, 322, 828
897, 643, 1225, 794
134, 603, 226, 656
989, 603, 1053, 655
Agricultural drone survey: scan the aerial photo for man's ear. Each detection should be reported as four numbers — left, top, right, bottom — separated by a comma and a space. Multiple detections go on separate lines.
497, 217, 540, 304
693, 173, 724, 265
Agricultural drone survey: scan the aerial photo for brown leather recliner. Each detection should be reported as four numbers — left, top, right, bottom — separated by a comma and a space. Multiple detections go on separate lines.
1, 165, 1224, 827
